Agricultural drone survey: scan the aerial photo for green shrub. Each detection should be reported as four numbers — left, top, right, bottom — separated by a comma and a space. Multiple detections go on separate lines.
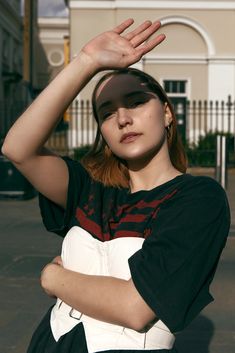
185, 131, 234, 167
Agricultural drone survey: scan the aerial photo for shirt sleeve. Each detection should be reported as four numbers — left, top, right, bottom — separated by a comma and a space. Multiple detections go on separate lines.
128, 176, 230, 333
38, 157, 90, 237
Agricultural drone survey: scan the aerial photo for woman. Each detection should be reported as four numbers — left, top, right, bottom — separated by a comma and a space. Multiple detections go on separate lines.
2, 19, 230, 353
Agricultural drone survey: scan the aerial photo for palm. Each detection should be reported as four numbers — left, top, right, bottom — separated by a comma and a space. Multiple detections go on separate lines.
83, 32, 134, 68
81, 19, 165, 71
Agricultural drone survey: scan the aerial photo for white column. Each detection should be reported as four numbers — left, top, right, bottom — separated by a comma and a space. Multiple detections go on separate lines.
208, 60, 235, 101
208, 59, 235, 133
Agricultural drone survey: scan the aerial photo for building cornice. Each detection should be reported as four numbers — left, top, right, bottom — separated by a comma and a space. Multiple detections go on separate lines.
70, 1, 235, 10
144, 54, 235, 65
38, 17, 69, 30
38, 18, 69, 25
38, 18, 69, 41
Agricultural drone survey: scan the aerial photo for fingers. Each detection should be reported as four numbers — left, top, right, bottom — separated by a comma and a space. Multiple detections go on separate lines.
136, 33, 166, 56
124, 20, 152, 41
109, 19, 166, 68
113, 18, 134, 34
122, 33, 165, 67
130, 21, 162, 48
114, 19, 164, 55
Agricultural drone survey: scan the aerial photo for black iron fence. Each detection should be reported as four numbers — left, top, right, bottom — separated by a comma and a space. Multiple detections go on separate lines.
185, 96, 235, 167
186, 96, 235, 145
44, 100, 96, 156
1, 97, 235, 167
45, 97, 235, 166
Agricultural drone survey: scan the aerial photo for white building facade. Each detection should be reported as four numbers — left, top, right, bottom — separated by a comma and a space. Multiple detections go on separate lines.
68, 0, 235, 102
63, 0, 235, 146
37, 17, 69, 88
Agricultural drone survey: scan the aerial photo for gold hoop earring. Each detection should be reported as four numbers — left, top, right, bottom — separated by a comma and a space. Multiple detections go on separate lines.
166, 125, 171, 139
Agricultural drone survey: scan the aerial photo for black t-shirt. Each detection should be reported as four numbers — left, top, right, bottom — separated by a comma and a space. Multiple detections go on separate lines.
39, 157, 230, 333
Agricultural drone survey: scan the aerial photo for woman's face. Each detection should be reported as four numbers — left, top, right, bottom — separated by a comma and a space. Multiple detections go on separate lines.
95, 73, 172, 164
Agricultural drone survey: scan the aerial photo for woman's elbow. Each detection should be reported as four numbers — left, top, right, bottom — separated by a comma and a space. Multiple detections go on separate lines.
1, 138, 28, 164
124, 304, 157, 332
126, 313, 156, 332
1, 140, 12, 160
124, 280, 156, 332
1, 140, 6, 155
127, 318, 147, 332
1, 142, 18, 163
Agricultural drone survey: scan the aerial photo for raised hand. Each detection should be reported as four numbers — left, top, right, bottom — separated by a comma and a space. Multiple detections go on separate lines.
81, 18, 165, 72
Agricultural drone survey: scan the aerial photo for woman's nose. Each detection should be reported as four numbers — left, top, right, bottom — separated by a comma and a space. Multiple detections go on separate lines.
117, 108, 133, 128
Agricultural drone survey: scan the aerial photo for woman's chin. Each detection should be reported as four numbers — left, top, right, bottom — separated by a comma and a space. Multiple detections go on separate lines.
122, 152, 158, 170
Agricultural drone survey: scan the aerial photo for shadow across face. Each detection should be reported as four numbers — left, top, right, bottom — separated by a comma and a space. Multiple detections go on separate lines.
95, 73, 160, 124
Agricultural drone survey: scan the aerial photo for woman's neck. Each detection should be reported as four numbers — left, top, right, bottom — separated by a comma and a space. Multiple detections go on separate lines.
128, 152, 182, 193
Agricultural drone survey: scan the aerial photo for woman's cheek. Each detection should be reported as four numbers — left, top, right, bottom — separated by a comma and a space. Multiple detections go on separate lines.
100, 127, 115, 147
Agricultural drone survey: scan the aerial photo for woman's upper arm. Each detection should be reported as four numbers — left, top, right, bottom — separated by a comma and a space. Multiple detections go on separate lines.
13, 149, 69, 209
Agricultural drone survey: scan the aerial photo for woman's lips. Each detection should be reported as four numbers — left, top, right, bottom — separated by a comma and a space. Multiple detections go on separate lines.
120, 133, 142, 143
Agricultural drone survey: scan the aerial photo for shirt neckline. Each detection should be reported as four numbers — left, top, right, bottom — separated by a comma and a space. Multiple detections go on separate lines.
125, 173, 191, 197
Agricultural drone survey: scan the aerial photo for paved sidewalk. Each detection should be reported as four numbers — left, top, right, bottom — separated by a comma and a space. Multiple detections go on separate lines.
0, 168, 234, 353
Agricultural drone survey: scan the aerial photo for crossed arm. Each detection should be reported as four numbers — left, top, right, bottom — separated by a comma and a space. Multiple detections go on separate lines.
41, 256, 157, 332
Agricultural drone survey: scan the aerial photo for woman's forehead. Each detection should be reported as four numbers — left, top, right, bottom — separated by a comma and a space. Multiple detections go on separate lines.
95, 74, 149, 107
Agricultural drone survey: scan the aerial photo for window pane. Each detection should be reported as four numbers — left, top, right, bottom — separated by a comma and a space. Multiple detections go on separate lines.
172, 81, 177, 93
179, 81, 186, 93
164, 80, 170, 93
163, 80, 187, 94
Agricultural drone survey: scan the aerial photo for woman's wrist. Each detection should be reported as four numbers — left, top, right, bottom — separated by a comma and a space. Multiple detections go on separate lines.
73, 51, 100, 76
41, 262, 64, 297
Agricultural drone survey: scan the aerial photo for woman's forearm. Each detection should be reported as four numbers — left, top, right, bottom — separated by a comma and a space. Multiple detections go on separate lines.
2, 19, 165, 163
41, 264, 156, 332
2, 52, 96, 162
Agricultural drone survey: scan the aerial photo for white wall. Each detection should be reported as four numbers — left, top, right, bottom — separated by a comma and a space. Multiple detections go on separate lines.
208, 60, 235, 101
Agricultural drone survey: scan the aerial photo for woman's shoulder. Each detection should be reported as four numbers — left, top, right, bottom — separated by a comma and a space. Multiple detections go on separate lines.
157, 173, 226, 201
162, 174, 230, 226
182, 173, 226, 200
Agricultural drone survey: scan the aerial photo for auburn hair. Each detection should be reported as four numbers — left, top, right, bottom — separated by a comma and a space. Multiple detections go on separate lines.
81, 68, 187, 188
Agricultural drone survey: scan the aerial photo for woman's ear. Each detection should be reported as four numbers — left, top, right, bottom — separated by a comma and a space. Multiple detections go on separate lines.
164, 103, 173, 127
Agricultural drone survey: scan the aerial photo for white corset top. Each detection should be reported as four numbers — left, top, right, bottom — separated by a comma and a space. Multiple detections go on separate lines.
50, 226, 175, 352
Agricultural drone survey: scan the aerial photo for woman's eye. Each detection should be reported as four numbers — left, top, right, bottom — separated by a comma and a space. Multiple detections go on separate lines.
101, 111, 115, 121
129, 100, 145, 108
